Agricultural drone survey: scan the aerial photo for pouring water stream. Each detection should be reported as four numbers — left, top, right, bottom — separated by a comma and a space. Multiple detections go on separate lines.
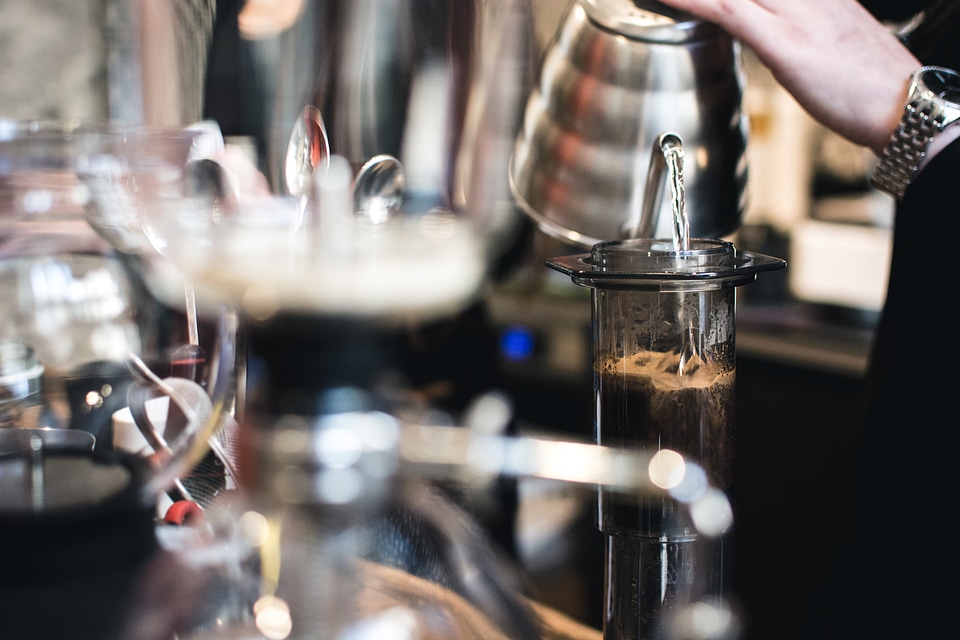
637, 133, 700, 377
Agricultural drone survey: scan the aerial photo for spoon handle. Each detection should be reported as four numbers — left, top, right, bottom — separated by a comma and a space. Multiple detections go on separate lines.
170, 283, 207, 385
184, 282, 199, 346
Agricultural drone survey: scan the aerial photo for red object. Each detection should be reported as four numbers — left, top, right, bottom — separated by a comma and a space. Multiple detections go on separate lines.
164, 500, 204, 526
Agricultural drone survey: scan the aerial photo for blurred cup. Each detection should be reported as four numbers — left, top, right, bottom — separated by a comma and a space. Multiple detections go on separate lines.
112, 396, 170, 456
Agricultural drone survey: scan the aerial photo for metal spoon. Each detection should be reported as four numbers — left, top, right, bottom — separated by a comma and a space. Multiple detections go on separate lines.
126, 379, 198, 503
127, 354, 213, 457
127, 353, 240, 502
127, 354, 210, 458
169, 282, 207, 386
353, 154, 405, 224
175, 128, 240, 385
284, 105, 331, 199
184, 120, 236, 219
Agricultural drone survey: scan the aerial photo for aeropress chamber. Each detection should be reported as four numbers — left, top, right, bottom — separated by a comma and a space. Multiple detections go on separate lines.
547, 135, 785, 640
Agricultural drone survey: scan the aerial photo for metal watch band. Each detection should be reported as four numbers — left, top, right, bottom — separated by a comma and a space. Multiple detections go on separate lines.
870, 98, 940, 201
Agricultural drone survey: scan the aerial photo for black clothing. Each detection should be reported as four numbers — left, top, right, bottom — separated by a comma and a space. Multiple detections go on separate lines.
812, 137, 956, 640
809, 4, 959, 637
863, 0, 960, 69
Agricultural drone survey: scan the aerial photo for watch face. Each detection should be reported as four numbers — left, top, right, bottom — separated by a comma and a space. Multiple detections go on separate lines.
922, 67, 960, 103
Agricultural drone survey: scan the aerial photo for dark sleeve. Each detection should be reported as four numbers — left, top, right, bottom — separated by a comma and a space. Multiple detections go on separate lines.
858, 0, 926, 22
864, 133, 958, 419
844, 133, 959, 640
860, 0, 960, 69
897, 134, 960, 258
875, 135, 960, 350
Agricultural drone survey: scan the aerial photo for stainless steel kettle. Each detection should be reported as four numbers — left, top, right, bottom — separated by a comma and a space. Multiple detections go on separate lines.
511, 0, 749, 246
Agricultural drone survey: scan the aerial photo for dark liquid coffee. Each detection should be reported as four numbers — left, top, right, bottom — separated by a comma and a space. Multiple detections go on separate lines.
598, 349, 735, 484
597, 350, 734, 539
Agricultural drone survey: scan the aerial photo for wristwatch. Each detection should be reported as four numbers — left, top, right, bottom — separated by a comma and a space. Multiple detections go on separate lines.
871, 65, 960, 200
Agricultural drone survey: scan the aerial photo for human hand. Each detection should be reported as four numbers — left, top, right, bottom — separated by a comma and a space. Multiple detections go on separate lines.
655, 0, 919, 155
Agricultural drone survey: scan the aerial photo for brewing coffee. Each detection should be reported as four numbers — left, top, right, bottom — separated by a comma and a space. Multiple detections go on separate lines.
547, 210, 784, 640
597, 349, 735, 489
596, 349, 734, 541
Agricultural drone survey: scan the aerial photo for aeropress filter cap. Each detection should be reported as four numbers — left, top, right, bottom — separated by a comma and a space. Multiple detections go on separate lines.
547, 238, 786, 290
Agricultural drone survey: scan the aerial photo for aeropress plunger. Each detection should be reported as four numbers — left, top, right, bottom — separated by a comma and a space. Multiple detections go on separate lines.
546, 135, 785, 640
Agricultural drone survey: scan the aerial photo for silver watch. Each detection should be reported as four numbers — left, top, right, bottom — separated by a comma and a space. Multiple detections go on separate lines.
871, 65, 960, 200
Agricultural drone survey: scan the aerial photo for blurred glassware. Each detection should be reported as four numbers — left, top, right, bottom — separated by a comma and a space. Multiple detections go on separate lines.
0, 118, 244, 639
116, 399, 738, 640
0, 426, 96, 455
2, 120, 179, 438
0, 119, 239, 502
108, 0, 538, 270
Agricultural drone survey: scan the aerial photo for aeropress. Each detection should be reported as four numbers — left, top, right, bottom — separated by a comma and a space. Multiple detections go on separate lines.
547, 134, 785, 640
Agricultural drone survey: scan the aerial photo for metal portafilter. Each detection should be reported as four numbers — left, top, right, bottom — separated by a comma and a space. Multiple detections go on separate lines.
548, 238, 784, 640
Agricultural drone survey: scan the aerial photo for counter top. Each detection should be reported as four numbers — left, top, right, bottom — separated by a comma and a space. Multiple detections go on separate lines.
737, 303, 875, 379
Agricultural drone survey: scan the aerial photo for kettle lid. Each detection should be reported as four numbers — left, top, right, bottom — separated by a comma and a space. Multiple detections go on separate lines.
581, 0, 724, 43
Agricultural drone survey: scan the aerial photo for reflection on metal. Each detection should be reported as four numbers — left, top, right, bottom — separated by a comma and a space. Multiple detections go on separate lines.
511, 0, 748, 246
353, 154, 405, 224
284, 105, 331, 200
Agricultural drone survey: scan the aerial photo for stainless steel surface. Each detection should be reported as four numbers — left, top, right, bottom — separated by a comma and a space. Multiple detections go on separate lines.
511, 0, 748, 246
630, 132, 685, 241
284, 105, 331, 200
353, 154, 405, 224
0, 427, 95, 454
0, 343, 44, 429
236, 0, 535, 250
581, 0, 721, 42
